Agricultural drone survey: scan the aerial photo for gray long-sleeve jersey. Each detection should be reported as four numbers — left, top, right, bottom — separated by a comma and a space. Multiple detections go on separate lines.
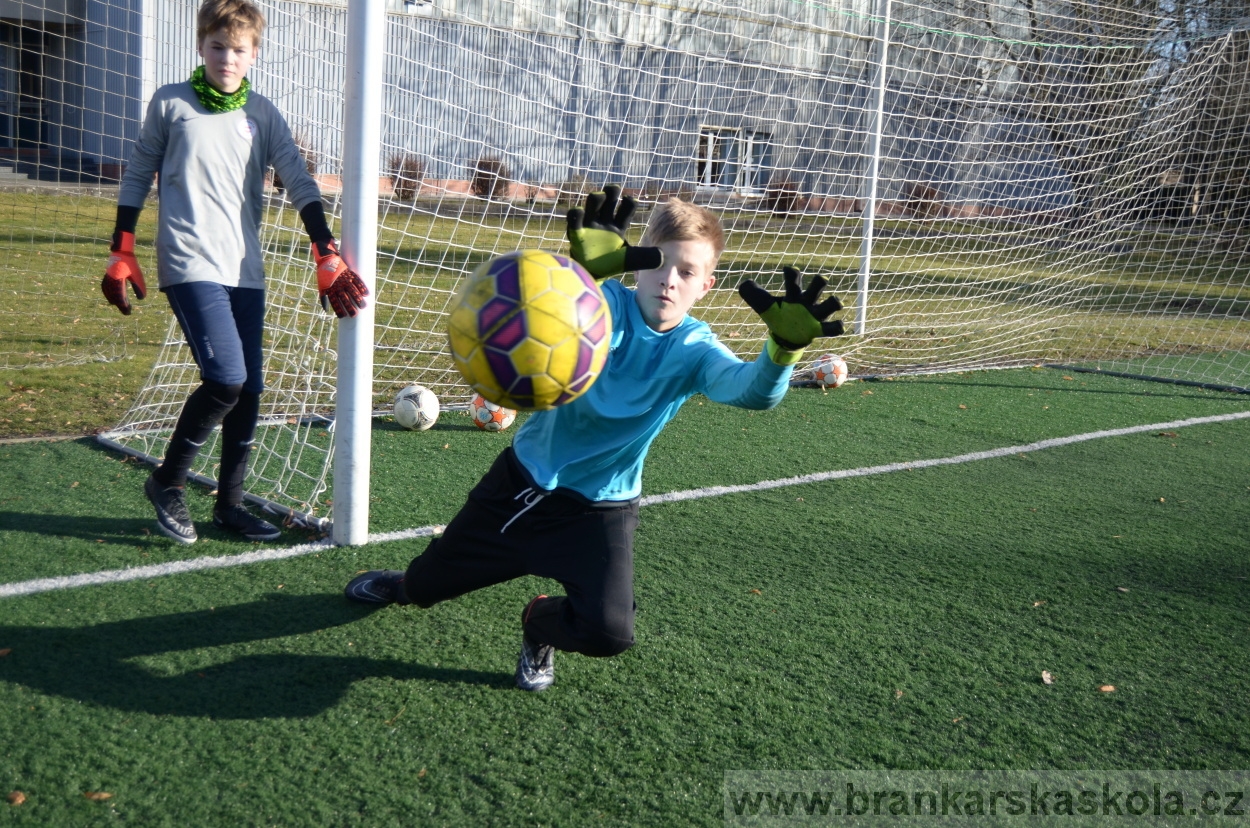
119, 82, 323, 290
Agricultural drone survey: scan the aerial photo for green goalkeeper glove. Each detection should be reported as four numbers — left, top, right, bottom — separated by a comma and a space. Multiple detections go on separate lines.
566, 184, 663, 280
738, 266, 844, 364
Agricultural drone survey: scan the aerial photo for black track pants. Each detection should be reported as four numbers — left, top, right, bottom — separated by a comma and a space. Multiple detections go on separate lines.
404, 448, 638, 657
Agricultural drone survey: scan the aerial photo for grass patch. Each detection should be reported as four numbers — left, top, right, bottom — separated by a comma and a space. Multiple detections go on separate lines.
4, 190, 1250, 439
1, 369, 1248, 825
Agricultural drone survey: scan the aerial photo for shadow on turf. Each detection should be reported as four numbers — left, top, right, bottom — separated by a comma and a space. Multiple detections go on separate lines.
0, 593, 510, 717
0, 509, 181, 547
904, 376, 1250, 403
0, 510, 332, 548
376, 420, 482, 433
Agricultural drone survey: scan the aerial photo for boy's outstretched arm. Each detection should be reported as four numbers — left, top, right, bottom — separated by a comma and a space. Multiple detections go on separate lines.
299, 201, 369, 319
101, 205, 147, 315
738, 266, 844, 365
566, 184, 663, 279
699, 267, 845, 410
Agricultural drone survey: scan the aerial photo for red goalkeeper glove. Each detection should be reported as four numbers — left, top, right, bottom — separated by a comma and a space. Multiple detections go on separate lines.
101, 230, 146, 315
312, 239, 369, 318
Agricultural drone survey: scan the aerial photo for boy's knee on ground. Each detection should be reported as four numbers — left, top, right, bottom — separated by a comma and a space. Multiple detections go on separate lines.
540, 598, 635, 657
578, 627, 634, 658
577, 597, 635, 657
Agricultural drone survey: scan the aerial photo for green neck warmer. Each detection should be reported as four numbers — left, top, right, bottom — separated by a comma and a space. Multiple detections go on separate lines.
189, 65, 250, 113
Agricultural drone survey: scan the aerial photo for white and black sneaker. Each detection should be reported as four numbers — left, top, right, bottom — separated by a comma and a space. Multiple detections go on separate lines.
213, 505, 282, 542
344, 570, 410, 605
144, 474, 197, 544
515, 634, 555, 692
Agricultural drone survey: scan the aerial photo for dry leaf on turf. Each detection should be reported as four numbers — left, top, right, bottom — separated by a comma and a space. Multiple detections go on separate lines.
894, 689, 904, 699
1098, 685, 1116, 693
1116, 587, 1129, 593
1041, 671, 1054, 685
1157, 431, 1177, 438
0, 648, 11, 657
83, 792, 113, 801
7, 791, 25, 806
749, 588, 762, 595
418, 768, 427, 778
1032, 601, 1046, 608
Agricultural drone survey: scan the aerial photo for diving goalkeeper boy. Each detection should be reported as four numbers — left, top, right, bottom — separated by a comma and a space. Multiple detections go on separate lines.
346, 186, 842, 691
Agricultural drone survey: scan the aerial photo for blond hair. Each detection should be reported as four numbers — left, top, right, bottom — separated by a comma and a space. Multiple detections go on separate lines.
197, 0, 265, 46
639, 198, 726, 261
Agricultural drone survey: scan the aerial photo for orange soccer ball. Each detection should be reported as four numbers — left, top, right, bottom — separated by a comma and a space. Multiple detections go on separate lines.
812, 354, 848, 388
470, 394, 517, 432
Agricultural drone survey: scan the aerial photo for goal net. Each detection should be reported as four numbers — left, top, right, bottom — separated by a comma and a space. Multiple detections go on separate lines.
43, 0, 1246, 526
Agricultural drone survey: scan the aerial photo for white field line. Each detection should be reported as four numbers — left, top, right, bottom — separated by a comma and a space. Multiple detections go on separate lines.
3, 410, 1249, 600
641, 410, 1250, 506
0, 526, 442, 599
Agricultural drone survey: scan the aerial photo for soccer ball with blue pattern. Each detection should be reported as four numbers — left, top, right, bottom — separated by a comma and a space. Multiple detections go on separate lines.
393, 384, 440, 430
448, 250, 612, 410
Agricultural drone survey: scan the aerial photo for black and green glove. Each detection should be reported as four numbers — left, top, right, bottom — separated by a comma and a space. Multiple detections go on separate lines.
738, 266, 845, 364
566, 184, 663, 280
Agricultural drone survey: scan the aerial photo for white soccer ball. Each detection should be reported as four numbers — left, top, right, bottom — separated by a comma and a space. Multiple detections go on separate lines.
470, 393, 517, 432
812, 354, 849, 389
393, 384, 440, 430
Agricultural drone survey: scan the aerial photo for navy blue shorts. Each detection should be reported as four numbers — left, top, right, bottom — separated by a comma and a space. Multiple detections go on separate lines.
164, 282, 266, 394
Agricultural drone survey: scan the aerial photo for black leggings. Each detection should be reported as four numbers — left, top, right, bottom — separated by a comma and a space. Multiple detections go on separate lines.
405, 449, 639, 658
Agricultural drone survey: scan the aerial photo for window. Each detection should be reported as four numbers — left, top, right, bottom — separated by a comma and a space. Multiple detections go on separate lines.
697, 127, 771, 194
696, 128, 735, 188
736, 130, 771, 195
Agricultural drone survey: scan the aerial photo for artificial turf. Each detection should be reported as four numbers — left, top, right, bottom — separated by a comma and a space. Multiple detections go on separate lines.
1, 367, 1248, 825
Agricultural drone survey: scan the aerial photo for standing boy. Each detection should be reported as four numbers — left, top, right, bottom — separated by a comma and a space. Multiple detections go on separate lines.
102, 0, 368, 544
346, 186, 842, 691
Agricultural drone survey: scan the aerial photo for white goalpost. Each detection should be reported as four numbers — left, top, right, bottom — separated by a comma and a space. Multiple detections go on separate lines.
333, 0, 383, 545
1, 0, 1245, 537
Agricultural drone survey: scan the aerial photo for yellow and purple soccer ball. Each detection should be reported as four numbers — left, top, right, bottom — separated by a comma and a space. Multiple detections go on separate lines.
448, 250, 612, 410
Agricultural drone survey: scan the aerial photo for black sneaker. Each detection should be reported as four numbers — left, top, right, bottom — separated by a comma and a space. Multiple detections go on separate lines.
144, 474, 197, 544
344, 570, 410, 605
515, 634, 555, 692
212, 505, 282, 542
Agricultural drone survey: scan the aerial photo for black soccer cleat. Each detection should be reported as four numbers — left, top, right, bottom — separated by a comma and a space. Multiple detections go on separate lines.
515, 633, 555, 692
144, 474, 197, 544
212, 504, 282, 542
344, 570, 410, 605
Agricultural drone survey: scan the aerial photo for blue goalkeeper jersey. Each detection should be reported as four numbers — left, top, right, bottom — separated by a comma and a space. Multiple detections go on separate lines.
511, 278, 795, 502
